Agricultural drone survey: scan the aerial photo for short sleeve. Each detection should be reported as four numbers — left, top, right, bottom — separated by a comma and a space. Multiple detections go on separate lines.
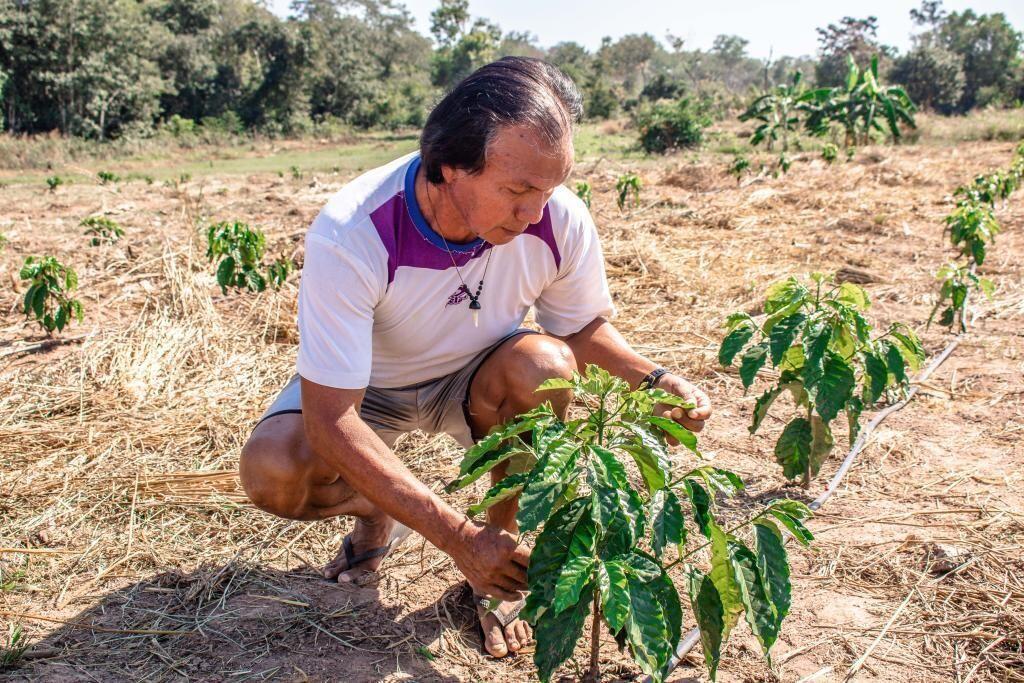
534, 192, 616, 336
296, 232, 383, 389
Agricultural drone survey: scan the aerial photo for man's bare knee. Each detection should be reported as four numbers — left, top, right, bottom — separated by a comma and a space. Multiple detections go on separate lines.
506, 335, 576, 414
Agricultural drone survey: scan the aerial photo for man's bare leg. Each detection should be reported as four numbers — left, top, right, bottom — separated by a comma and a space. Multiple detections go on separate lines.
465, 333, 577, 657
239, 413, 398, 582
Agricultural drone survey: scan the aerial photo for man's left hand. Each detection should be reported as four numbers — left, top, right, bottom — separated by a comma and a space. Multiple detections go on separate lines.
653, 373, 712, 434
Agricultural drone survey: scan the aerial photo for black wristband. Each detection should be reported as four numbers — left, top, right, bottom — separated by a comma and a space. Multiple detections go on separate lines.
638, 367, 669, 391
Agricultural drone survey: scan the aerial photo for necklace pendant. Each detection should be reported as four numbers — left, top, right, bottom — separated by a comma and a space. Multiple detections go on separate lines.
468, 298, 481, 327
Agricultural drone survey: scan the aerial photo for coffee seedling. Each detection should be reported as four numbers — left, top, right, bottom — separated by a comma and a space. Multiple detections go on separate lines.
206, 221, 294, 294
19, 256, 85, 334
945, 201, 1000, 266
449, 365, 811, 682
821, 143, 839, 164
718, 273, 924, 486
97, 171, 120, 184
575, 181, 593, 209
45, 176, 63, 192
929, 263, 994, 332
615, 173, 641, 211
81, 216, 125, 246
728, 155, 750, 183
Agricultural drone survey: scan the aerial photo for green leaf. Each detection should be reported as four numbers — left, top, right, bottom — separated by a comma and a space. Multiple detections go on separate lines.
774, 417, 812, 481
728, 540, 779, 654
883, 341, 908, 385
624, 574, 672, 679
589, 444, 630, 489
764, 278, 807, 314
739, 342, 769, 389
650, 570, 683, 664
536, 377, 574, 392
847, 395, 864, 446
689, 569, 724, 681
718, 324, 755, 366
890, 327, 925, 371
32, 284, 46, 319
216, 256, 235, 290
837, 282, 870, 310
622, 551, 662, 582
768, 313, 806, 365
815, 352, 855, 423
552, 555, 595, 614
447, 444, 524, 492
621, 430, 670, 492
650, 488, 685, 559
709, 522, 743, 641
519, 481, 570, 534
466, 473, 528, 516
802, 321, 830, 389
755, 519, 791, 630
647, 415, 698, 454
767, 502, 814, 546
809, 416, 834, 477
863, 351, 889, 403
683, 479, 712, 537
599, 559, 630, 632
533, 580, 592, 682
750, 386, 782, 434
592, 484, 640, 558
523, 498, 592, 624
54, 306, 68, 331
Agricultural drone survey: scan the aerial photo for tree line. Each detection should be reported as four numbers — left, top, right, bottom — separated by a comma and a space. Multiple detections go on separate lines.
0, 0, 1020, 140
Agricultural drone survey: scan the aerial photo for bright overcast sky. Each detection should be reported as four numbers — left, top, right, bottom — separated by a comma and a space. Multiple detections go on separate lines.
266, 0, 1024, 59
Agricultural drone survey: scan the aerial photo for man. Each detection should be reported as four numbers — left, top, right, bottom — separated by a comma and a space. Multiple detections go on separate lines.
240, 57, 712, 659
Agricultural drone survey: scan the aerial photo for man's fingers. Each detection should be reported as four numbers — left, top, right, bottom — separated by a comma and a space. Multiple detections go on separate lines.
511, 543, 531, 568
503, 562, 528, 587
482, 584, 523, 603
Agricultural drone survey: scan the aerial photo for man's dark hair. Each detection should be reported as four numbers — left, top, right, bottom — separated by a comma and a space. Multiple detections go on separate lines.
419, 57, 583, 184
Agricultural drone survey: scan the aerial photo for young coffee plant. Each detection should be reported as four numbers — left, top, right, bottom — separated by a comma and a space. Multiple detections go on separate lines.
945, 201, 1000, 266
728, 155, 750, 183
97, 170, 120, 184
615, 173, 641, 211
45, 176, 63, 192
575, 181, 593, 209
206, 221, 294, 294
19, 256, 85, 334
448, 365, 812, 682
954, 171, 1018, 209
718, 273, 924, 486
928, 263, 994, 332
81, 216, 125, 246
821, 143, 839, 164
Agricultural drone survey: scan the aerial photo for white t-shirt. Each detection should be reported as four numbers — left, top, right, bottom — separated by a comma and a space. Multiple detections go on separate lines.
296, 152, 616, 389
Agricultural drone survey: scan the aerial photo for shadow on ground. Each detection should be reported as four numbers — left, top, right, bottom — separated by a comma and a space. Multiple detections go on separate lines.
8, 562, 483, 681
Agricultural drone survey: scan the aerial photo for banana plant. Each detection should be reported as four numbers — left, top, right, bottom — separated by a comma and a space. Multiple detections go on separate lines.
448, 365, 812, 682
718, 274, 924, 486
801, 56, 916, 147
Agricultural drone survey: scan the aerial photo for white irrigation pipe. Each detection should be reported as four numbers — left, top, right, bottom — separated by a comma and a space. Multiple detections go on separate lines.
650, 336, 963, 682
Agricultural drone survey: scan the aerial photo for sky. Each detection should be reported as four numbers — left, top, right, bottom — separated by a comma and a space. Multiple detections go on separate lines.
266, 0, 1024, 60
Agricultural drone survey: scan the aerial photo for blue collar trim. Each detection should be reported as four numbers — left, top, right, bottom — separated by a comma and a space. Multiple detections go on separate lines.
403, 156, 484, 254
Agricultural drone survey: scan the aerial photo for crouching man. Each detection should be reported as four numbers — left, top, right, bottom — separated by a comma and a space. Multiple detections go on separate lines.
240, 57, 712, 658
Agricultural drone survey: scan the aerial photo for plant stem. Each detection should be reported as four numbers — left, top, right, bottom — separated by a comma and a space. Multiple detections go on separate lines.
664, 509, 770, 571
586, 595, 601, 682
803, 402, 813, 489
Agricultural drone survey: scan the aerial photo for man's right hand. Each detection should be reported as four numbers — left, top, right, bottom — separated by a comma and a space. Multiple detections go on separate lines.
449, 518, 530, 601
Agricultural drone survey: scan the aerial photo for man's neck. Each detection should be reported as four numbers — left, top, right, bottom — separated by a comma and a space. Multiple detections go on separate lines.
414, 164, 478, 244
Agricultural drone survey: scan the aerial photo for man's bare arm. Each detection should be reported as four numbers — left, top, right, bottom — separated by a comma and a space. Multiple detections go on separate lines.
301, 377, 529, 599
554, 317, 713, 432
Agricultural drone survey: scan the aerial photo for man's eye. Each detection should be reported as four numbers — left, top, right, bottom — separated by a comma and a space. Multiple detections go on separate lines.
507, 187, 527, 195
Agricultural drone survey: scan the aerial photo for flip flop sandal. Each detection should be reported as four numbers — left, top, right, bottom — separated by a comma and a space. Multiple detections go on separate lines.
474, 591, 533, 656
337, 522, 413, 578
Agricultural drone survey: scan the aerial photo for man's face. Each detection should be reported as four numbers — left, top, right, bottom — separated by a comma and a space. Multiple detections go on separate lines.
441, 124, 574, 245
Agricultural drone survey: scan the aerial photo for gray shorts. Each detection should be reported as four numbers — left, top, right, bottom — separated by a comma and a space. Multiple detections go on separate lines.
256, 329, 538, 449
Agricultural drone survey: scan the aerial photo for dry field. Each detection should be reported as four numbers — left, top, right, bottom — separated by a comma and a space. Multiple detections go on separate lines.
0, 127, 1022, 682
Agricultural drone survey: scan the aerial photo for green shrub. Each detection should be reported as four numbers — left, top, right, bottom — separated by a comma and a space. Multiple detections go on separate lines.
821, 143, 839, 164
574, 181, 592, 208
615, 173, 641, 210
45, 176, 63, 192
97, 170, 120, 184
206, 221, 294, 294
634, 98, 710, 154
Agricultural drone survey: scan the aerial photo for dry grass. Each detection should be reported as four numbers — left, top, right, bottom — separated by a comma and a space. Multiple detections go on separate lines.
1, 130, 1022, 681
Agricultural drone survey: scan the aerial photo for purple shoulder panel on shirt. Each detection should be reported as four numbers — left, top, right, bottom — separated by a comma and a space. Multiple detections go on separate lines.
523, 205, 561, 270
368, 192, 560, 284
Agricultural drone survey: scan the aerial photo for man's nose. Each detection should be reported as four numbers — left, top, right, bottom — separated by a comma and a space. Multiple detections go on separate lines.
515, 199, 546, 225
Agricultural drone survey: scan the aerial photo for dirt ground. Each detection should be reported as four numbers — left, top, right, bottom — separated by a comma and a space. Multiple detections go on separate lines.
0, 130, 1022, 682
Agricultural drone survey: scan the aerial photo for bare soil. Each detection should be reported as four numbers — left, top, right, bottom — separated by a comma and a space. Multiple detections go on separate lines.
1, 134, 1021, 682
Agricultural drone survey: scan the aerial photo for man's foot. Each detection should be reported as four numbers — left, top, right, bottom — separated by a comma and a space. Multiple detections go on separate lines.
475, 593, 533, 658
323, 516, 411, 583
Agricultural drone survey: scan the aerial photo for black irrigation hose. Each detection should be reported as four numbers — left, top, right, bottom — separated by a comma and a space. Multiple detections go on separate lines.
649, 336, 964, 682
